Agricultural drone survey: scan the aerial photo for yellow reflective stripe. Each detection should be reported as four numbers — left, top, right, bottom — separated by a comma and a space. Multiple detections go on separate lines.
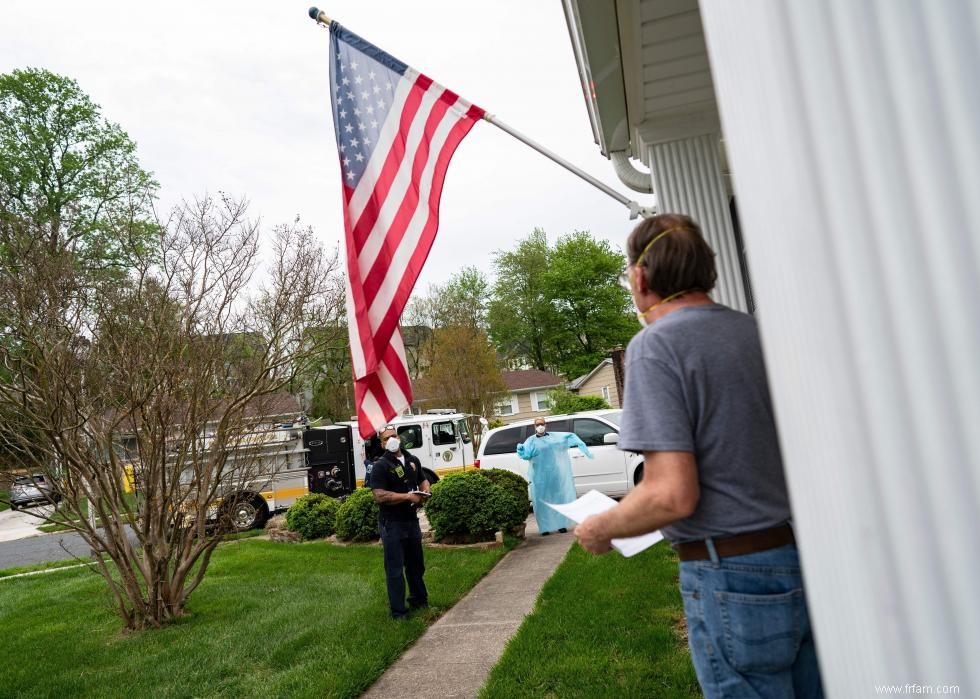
260, 486, 310, 502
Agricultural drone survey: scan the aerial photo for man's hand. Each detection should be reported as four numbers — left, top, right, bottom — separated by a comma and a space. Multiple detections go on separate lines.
406, 492, 424, 506
575, 451, 699, 555
575, 515, 613, 555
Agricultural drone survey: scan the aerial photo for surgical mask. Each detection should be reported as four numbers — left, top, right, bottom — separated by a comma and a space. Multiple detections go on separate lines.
385, 437, 401, 452
535, 425, 546, 435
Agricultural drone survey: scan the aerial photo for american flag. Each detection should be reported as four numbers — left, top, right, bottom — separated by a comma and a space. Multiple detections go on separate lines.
328, 23, 484, 439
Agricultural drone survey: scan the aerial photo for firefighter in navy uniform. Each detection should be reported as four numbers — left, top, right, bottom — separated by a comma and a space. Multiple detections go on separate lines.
367, 426, 430, 619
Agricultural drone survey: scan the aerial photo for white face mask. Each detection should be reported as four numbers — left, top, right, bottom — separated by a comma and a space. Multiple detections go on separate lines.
385, 436, 401, 452
535, 425, 546, 435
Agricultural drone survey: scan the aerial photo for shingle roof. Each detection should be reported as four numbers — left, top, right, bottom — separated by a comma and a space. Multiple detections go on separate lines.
501, 369, 564, 391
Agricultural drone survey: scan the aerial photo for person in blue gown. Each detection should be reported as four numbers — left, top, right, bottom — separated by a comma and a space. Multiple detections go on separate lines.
516, 417, 594, 535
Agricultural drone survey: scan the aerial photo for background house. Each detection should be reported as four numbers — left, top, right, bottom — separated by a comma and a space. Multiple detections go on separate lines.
568, 358, 621, 408
494, 369, 564, 424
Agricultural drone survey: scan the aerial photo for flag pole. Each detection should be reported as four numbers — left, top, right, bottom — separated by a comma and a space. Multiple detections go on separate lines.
481, 114, 654, 219
307, 7, 655, 220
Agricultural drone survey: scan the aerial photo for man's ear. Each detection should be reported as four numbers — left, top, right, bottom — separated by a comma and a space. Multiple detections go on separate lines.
634, 266, 649, 295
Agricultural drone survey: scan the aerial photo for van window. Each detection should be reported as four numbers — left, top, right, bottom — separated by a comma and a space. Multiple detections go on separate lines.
431, 421, 457, 446
572, 418, 616, 447
456, 419, 471, 444
397, 425, 423, 450
483, 426, 527, 455
545, 419, 569, 433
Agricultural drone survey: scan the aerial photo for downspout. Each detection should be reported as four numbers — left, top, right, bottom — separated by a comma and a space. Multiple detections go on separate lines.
610, 150, 653, 194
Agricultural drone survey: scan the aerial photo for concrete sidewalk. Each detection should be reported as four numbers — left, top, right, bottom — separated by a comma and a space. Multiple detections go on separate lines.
361, 518, 574, 699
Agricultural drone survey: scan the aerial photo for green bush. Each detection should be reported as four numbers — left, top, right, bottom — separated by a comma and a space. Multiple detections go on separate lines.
548, 387, 610, 414
334, 488, 380, 542
285, 493, 340, 540
425, 471, 526, 542
477, 469, 530, 523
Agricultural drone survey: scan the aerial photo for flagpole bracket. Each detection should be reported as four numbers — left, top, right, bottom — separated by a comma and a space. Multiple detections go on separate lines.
629, 201, 656, 220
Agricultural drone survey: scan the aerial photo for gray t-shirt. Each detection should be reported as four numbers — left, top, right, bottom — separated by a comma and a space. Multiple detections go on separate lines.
619, 304, 790, 543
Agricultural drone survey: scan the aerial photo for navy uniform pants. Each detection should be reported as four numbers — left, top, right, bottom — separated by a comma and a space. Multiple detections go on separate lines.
379, 518, 427, 618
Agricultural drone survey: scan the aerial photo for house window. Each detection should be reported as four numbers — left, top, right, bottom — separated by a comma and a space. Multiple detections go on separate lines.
531, 391, 551, 412
494, 395, 520, 416
601, 385, 610, 402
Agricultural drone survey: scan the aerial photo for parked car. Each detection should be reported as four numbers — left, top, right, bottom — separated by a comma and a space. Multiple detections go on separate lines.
9, 474, 61, 510
475, 410, 643, 499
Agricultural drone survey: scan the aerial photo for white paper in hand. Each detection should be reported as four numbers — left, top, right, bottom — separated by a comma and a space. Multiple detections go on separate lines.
545, 490, 664, 558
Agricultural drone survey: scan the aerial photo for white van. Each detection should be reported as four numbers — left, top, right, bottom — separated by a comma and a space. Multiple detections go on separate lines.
474, 410, 643, 498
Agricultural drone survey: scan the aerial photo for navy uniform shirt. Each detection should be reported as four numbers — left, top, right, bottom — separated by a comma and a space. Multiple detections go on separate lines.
367, 449, 425, 522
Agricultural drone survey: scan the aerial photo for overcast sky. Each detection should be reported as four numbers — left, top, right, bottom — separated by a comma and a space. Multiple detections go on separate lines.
2, 1, 651, 292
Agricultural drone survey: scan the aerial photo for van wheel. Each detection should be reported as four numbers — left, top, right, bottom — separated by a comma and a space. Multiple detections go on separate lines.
633, 465, 644, 485
422, 469, 439, 486
10, 502, 18, 511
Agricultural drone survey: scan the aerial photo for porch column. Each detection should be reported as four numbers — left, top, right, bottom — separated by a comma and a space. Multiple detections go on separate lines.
646, 133, 749, 312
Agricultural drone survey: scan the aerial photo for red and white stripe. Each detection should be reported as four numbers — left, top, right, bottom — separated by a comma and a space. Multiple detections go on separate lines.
341, 67, 483, 438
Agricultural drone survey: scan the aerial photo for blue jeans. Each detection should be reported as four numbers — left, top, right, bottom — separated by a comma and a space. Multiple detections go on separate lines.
379, 518, 427, 618
679, 543, 824, 699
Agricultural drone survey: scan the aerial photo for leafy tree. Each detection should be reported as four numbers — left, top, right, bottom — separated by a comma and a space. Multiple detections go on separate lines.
487, 229, 636, 378
298, 323, 355, 423
487, 229, 553, 370
405, 266, 492, 385
441, 266, 491, 329
543, 232, 636, 378
415, 323, 505, 441
0, 67, 157, 281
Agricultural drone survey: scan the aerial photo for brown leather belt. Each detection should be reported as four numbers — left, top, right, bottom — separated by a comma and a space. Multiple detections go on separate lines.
673, 524, 795, 562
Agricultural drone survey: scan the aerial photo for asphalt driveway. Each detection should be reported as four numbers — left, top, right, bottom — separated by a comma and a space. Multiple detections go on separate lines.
0, 528, 97, 570
0, 508, 137, 570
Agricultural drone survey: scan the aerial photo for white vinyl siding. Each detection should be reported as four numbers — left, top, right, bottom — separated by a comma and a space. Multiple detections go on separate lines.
700, 1, 980, 694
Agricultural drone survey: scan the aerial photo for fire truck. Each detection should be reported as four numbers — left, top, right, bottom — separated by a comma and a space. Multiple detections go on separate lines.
223, 411, 480, 530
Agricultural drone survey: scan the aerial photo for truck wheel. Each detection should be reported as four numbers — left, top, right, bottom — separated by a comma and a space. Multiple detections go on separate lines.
10, 502, 17, 511
225, 495, 268, 531
422, 468, 439, 486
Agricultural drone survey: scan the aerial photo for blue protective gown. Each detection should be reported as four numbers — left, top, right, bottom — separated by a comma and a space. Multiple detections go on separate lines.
516, 432, 594, 534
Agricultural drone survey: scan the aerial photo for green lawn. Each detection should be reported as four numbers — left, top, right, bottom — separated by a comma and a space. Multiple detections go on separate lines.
0, 539, 507, 698
0, 490, 8, 511
480, 542, 701, 699
0, 558, 93, 578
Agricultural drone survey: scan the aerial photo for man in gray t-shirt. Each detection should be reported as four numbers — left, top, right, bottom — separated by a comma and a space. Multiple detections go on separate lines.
575, 214, 823, 699
619, 303, 790, 543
